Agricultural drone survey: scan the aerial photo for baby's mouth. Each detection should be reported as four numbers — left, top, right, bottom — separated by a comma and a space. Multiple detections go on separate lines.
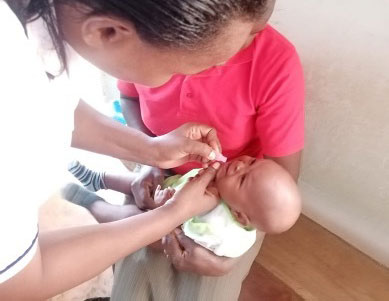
216, 161, 230, 180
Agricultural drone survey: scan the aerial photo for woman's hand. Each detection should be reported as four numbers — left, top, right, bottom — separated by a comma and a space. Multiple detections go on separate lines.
131, 166, 165, 210
167, 163, 220, 218
163, 229, 237, 276
151, 123, 222, 169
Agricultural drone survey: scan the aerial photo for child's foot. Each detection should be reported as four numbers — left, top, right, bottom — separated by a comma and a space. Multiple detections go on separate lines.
61, 183, 105, 209
68, 161, 107, 192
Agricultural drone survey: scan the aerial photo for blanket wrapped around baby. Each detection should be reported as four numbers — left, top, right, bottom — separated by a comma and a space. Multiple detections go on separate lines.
164, 169, 257, 258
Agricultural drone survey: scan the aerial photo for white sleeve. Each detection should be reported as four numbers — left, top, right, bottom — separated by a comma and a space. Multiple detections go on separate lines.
0, 1, 74, 283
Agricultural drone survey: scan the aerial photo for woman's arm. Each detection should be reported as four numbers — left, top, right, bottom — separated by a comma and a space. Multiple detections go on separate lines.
72, 99, 156, 164
0, 166, 219, 300
0, 204, 183, 301
164, 229, 238, 276
265, 150, 302, 182
120, 95, 154, 136
72, 100, 219, 169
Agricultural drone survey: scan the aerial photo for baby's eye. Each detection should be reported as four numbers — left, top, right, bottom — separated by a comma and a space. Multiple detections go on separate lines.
240, 174, 246, 187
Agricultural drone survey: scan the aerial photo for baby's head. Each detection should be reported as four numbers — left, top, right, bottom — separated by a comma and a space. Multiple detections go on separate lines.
214, 156, 301, 234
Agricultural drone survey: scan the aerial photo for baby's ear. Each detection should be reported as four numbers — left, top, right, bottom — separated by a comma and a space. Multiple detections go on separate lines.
230, 209, 250, 226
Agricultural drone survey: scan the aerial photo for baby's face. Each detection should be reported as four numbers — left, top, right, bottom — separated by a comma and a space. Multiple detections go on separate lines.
215, 156, 262, 213
214, 155, 302, 233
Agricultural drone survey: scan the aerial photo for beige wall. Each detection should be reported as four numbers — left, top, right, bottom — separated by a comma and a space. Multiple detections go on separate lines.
270, 0, 389, 266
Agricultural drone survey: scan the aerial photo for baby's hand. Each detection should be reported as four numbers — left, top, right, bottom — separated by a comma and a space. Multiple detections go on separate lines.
154, 185, 176, 206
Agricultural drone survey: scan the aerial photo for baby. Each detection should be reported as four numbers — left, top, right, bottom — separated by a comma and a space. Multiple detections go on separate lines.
63, 156, 301, 258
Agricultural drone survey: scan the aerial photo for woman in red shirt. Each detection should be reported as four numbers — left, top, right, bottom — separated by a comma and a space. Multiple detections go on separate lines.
115, 0, 304, 299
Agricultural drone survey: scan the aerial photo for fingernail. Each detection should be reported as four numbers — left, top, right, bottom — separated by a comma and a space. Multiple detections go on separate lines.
208, 151, 216, 161
211, 162, 221, 170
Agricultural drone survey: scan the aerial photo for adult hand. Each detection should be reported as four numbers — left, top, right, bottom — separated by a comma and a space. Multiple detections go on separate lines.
131, 166, 165, 210
167, 163, 220, 218
150, 164, 219, 254
163, 229, 237, 277
151, 123, 222, 169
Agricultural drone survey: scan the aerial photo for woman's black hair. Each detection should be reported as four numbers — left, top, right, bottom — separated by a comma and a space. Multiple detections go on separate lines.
8, 0, 269, 73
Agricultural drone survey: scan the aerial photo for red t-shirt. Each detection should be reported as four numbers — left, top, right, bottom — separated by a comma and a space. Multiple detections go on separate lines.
118, 26, 305, 174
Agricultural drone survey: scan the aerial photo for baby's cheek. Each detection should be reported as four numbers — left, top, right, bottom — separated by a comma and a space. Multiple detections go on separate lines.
216, 178, 236, 203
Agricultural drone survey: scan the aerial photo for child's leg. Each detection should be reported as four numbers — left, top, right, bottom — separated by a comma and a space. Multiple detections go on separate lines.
89, 201, 143, 223
68, 161, 137, 195
103, 173, 137, 196
61, 183, 143, 223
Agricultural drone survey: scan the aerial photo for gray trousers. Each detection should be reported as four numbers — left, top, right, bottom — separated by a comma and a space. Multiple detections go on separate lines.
111, 234, 264, 301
